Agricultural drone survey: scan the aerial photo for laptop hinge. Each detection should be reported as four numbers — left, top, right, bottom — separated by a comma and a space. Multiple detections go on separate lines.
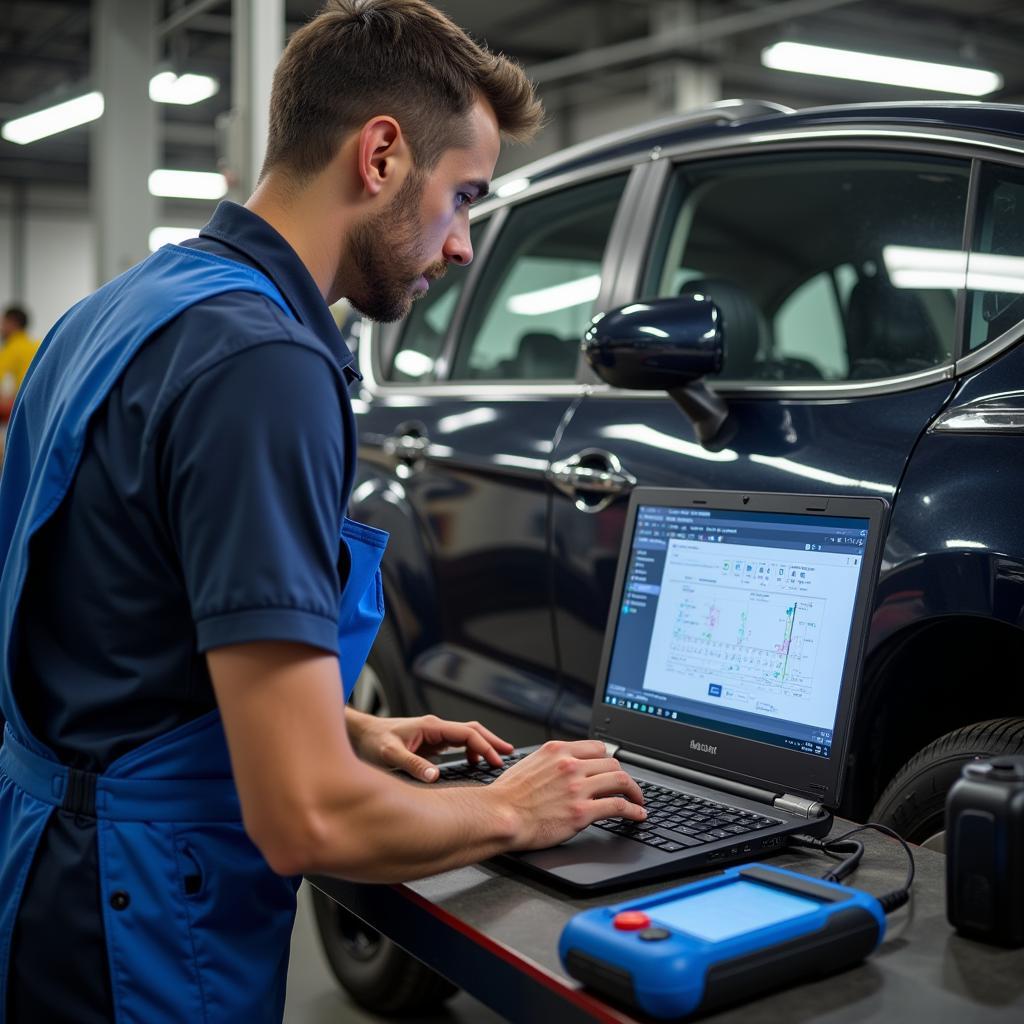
611, 747, 779, 806
774, 793, 826, 819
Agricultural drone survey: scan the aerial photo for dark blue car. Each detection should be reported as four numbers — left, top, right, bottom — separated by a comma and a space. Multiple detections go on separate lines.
314, 98, 1024, 1010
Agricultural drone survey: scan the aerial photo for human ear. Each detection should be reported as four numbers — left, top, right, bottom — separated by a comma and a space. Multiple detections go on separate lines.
356, 116, 408, 197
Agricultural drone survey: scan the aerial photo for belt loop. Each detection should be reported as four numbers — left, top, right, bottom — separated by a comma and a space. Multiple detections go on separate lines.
62, 767, 98, 817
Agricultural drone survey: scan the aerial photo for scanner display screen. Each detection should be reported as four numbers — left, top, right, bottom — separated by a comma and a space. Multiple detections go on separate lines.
651, 880, 821, 942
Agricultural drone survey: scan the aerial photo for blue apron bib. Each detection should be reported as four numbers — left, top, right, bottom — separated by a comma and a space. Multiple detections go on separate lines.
0, 244, 387, 1022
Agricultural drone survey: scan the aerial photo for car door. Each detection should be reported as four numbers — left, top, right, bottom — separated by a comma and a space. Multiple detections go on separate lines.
356, 173, 629, 744
548, 144, 973, 735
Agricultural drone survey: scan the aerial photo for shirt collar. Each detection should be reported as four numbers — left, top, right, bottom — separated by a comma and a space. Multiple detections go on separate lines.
197, 201, 357, 376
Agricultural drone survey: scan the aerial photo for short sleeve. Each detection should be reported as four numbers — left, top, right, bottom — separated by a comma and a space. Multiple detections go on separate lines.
160, 340, 346, 654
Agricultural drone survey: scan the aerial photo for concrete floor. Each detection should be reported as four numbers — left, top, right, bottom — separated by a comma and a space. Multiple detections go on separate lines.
284, 882, 508, 1024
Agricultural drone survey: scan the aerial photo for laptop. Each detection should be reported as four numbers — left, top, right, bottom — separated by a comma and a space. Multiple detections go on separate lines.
439, 487, 888, 892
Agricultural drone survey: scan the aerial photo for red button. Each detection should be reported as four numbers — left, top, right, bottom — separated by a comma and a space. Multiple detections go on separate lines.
613, 911, 651, 931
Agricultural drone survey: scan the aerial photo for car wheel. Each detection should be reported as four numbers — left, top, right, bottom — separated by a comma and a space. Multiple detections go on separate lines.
869, 718, 1024, 851
310, 619, 459, 1015
309, 885, 457, 1015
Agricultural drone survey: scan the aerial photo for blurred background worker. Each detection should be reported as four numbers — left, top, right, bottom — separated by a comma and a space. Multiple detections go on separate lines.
0, 306, 40, 460
0, 306, 40, 415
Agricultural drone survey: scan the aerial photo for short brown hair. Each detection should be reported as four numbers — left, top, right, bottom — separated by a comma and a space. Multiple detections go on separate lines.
3, 307, 28, 330
263, 0, 543, 182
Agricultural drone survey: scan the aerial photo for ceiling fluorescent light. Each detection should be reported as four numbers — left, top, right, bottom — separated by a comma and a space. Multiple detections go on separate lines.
148, 169, 227, 200
883, 245, 967, 289
761, 42, 1002, 96
149, 72, 219, 105
963, 251, 1024, 294
507, 274, 601, 316
149, 226, 200, 251
882, 245, 1024, 293
495, 177, 530, 199
1, 91, 104, 144
0, 73, 217, 144
393, 350, 434, 378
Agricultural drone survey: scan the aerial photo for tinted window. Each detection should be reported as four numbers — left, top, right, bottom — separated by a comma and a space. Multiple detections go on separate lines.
384, 220, 486, 383
451, 175, 628, 382
967, 164, 1024, 351
645, 153, 970, 382
774, 270, 848, 379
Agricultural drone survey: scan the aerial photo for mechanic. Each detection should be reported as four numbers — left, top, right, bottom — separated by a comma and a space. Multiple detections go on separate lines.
0, 2, 646, 1022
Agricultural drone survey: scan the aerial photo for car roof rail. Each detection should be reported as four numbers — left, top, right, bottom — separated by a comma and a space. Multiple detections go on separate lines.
489, 99, 795, 195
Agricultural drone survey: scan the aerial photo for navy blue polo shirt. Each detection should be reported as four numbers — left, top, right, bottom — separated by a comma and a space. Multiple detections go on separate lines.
7, 202, 359, 1023
14, 200, 359, 769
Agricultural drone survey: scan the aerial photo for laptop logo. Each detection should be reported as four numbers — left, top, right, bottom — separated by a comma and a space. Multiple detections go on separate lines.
690, 740, 718, 755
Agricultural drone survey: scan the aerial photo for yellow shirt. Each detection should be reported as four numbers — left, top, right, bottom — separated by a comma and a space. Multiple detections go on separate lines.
0, 329, 41, 399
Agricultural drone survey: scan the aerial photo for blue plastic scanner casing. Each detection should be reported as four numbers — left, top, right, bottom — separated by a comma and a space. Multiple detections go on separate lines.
559, 863, 886, 1018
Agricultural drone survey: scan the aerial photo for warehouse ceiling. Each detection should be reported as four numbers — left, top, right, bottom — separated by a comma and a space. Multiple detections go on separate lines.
2, 0, 1024, 189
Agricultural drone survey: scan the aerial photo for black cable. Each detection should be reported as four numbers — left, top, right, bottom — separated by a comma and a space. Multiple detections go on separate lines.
820, 838, 864, 884
789, 822, 915, 914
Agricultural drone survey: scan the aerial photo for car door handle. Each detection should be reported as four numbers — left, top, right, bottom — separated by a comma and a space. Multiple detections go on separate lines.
549, 449, 637, 503
383, 429, 429, 464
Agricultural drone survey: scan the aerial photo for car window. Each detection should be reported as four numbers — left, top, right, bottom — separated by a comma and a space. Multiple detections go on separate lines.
774, 270, 848, 379
644, 152, 970, 382
967, 164, 1024, 351
383, 220, 487, 383
451, 174, 628, 382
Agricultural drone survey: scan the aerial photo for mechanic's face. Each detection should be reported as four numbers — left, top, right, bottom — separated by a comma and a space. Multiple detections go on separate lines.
1, 316, 16, 341
346, 100, 500, 323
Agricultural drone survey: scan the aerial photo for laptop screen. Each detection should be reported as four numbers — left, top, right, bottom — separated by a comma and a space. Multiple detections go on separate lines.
602, 503, 870, 760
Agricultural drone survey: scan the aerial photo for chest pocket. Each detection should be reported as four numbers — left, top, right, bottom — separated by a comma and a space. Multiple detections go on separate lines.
337, 517, 389, 699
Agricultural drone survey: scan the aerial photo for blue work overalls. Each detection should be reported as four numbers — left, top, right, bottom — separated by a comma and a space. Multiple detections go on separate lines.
0, 244, 387, 1022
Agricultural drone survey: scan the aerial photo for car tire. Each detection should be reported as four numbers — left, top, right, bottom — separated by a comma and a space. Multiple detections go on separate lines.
869, 718, 1024, 849
309, 885, 457, 1016
310, 618, 459, 1015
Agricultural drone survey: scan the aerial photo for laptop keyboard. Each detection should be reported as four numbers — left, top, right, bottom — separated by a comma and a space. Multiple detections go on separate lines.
595, 780, 782, 853
437, 758, 783, 852
438, 752, 530, 783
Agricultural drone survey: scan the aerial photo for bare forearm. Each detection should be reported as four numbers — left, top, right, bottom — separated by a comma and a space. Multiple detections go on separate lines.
209, 643, 643, 884
278, 762, 517, 881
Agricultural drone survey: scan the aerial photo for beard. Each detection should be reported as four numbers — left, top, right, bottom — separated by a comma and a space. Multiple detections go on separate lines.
344, 170, 447, 323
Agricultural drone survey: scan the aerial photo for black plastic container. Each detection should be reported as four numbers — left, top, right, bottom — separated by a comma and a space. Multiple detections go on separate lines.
946, 756, 1024, 947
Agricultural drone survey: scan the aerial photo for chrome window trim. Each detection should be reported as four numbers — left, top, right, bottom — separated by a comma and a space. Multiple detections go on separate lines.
468, 152, 654, 220
656, 124, 1024, 164
952, 159, 983, 362
352, 364, 955, 404
483, 99, 793, 194
584, 364, 955, 401
953, 162, 1024, 376
955, 318, 1024, 376
359, 121, 1024, 399
434, 208, 507, 381
356, 378, 586, 400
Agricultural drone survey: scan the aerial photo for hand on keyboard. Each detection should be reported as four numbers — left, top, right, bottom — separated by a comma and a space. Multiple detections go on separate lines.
347, 710, 513, 782
482, 740, 647, 851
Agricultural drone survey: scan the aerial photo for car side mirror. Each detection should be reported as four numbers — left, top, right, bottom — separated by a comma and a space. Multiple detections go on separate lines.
582, 296, 730, 445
